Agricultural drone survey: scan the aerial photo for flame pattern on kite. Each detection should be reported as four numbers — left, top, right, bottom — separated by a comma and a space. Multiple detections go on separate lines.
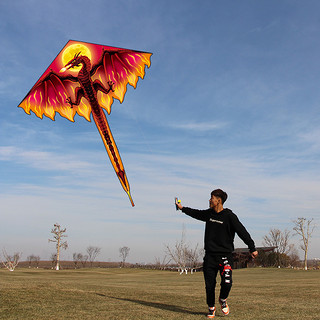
19, 40, 152, 206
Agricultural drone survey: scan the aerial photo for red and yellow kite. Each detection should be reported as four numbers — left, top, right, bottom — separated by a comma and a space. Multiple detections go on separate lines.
19, 40, 152, 206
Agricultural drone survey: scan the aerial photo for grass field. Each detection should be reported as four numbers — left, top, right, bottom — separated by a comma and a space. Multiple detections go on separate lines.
0, 267, 319, 320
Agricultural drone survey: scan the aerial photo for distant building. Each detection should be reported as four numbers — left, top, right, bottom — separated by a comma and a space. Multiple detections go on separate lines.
233, 246, 277, 269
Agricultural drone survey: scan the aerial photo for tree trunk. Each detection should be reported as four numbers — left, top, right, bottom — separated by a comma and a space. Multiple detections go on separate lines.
56, 238, 60, 270
304, 250, 308, 270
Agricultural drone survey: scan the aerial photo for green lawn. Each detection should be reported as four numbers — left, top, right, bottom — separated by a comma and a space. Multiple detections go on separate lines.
0, 268, 319, 320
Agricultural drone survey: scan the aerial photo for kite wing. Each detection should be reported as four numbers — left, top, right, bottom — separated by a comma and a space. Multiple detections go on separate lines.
18, 70, 85, 122
18, 40, 152, 122
91, 47, 152, 115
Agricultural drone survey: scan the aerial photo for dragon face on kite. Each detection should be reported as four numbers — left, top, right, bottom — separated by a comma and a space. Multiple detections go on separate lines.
60, 52, 83, 73
18, 40, 152, 206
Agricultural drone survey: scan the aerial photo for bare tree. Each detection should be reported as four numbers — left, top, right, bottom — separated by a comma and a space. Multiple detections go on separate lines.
185, 244, 202, 272
72, 253, 88, 269
27, 255, 41, 268
263, 228, 292, 267
293, 218, 315, 270
119, 246, 130, 267
27, 255, 34, 268
288, 245, 300, 268
154, 255, 170, 270
34, 255, 40, 268
165, 226, 187, 274
73, 253, 81, 269
86, 246, 101, 267
48, 223, 68, 270
165, 225, 201, 274
80, 253, 88, 268
50, 253, 57, 269
2, 250, 22, 271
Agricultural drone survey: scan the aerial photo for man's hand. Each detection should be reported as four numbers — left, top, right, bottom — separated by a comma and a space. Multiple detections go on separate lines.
250, 251, 258, 259
175, 198, 183, 210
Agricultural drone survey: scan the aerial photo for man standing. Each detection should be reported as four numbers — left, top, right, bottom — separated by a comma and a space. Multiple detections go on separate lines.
175, 189, 258, 318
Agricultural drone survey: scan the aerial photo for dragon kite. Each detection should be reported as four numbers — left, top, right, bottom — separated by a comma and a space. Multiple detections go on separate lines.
18, 40, 152, 206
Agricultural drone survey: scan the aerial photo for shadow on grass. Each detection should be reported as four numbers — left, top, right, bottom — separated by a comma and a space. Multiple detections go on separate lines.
96, 293, 205, 316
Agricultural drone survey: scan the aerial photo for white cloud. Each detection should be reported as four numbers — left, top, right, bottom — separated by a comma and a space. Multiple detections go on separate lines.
298, 128, 320, 152
3, 144, 320, 260
168, 121, 228, 131
0, 146, 95, 173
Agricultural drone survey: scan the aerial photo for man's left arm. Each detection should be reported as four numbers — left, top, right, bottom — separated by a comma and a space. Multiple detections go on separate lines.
231, 213, 258, 258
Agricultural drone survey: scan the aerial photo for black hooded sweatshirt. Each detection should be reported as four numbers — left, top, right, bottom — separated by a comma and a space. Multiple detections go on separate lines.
182, 207, 256, 254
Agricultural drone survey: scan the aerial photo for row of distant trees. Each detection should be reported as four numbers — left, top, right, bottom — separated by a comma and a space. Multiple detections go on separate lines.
257, 217, 315, 270
48, 223, 130, 270
1, 217, 316, 272
71, 246, 130, 269
48, 224, 130, 270
158, 217, 316, 273
1, 223, 130, 271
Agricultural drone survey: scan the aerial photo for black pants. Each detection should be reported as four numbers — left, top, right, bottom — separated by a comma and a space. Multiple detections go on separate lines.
203, 253, 233, 307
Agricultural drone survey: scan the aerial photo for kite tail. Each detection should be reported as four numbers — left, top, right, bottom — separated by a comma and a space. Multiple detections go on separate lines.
91, 107, 134, 207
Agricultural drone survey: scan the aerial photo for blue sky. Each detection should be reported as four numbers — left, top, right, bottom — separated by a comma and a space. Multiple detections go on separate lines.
0, 0, 319, 263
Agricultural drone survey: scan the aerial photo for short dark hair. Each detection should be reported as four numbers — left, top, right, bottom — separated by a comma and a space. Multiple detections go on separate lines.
211, 189, 228, 204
